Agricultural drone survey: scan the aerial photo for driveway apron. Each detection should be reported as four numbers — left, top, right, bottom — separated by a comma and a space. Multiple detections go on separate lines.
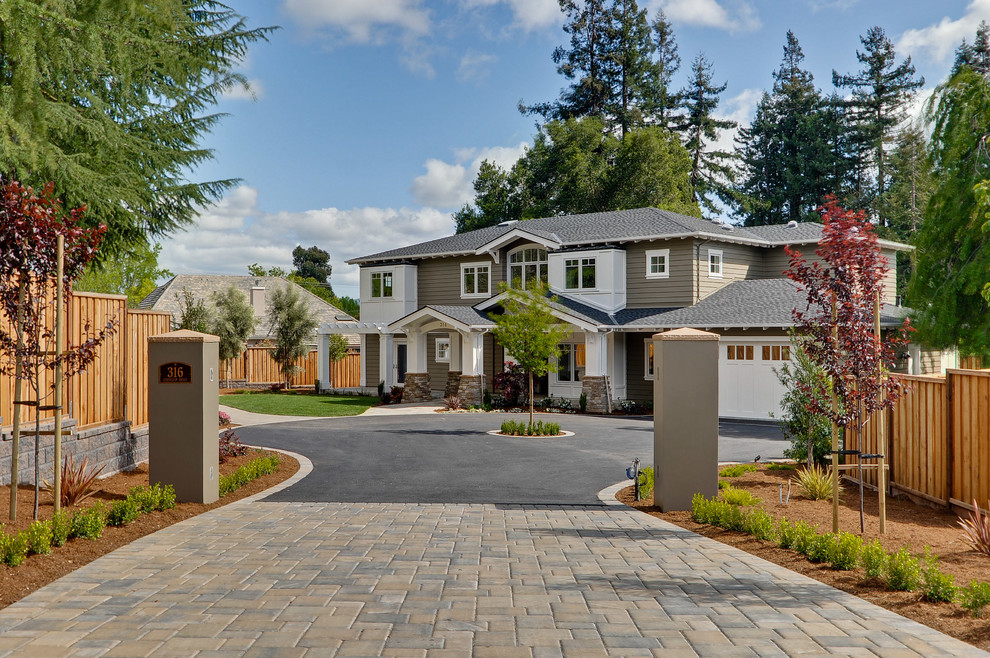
0, 408, 983, 657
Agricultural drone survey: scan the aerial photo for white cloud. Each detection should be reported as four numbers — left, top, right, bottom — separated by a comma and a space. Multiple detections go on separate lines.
221, 78, 265, 101
283, 0, 431, 44
158, 187, 453, 298
806, 0, 859, 11
897, 0, 990, 64
650, 0, 760, 33
461, 0, 561, 32
410, 142, 529, 209
710, 87, 762, 154
457, 51, 498, 83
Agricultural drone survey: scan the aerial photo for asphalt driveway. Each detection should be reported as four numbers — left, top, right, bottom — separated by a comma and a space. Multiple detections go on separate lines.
237, 412, 785, 505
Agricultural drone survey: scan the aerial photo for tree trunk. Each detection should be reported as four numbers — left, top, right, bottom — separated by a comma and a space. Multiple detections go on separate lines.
528, 371, 534, 427
8, 280, 27, 521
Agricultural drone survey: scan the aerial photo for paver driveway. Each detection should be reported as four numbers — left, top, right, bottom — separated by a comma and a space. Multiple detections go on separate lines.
0, 409, 984, 657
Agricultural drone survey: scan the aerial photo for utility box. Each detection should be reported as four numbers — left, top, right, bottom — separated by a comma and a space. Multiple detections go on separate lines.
653, 328, 719, 511
148, 330, 220, 504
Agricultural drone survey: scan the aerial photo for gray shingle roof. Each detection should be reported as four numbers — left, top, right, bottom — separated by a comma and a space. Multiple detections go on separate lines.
607, 279, 909, 330
422, 305, 495, 328
348, 208, 839, 264
138, 275, 358, 344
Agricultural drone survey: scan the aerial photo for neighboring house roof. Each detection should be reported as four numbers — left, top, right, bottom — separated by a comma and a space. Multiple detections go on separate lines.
348, 207, 912, 265
139, 275, 359, 345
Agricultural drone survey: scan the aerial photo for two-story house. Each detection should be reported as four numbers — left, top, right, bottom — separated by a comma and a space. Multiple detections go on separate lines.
316, 207, 914, 419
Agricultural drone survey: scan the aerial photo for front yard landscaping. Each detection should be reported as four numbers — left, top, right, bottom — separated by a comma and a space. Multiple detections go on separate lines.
619, 464, 990, 651
0, 449, 299, 610
220, 391, 378, 416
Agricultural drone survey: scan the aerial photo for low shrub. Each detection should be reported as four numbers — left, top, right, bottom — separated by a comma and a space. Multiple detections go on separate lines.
767, 462, 798, 471
885, 548, 923, 591
578, 391, 587, 413
719, 486, 760, 507
776, 519, 797, 549
488, 393, 508, 410
129, 483, 177, 513
715, 501, 745, 531
107, 498, 141, 527
50, 510, 71, 547
219, 453, 281, 496
268, 382, 286, 393
0, 530, 29, 567
499, 419, 561, 436
719, 464, 758, 478
492, 363, 525, 406
921, 548, 957, 603
219, 428, 248, 463
791, 520, 819, 557
861, 539, 887, 578
806, 532, 835, 563
538, 396, 572, 412
613, 399, 645, 414
24, 520, 53, 556
443, 395, 463, 411
718, 479, 729, 489
958, 498, 990, 557
389, 385, 403, 404
219, 411, 232, 427
793, 464, 834, 500
70, 502, 107, 540
960, 580, 990, 617
827, 532, 863, 571
743, 509, 777, 542
637, 466, 655, 499
691, 493, 720, 525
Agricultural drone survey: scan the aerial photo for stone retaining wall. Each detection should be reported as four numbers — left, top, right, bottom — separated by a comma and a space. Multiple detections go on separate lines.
0, 420, 147, 486
402, 373, 432, 403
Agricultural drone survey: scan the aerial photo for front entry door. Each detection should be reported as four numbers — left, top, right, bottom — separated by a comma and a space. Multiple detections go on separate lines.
395, 343, 407, 384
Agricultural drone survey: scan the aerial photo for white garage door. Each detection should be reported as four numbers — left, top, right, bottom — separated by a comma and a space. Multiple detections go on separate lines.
718, 340, 792, 420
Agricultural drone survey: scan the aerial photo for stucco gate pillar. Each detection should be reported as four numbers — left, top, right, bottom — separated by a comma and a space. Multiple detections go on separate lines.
403, 330, 432, 402
148, 330, 219, 504
653, 328, 719, 511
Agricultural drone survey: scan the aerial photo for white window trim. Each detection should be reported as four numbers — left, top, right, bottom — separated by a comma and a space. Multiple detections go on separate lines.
460, 262, 492, 298
645, 249, 670, 279
507, 245, 549, 289
435, 337, 451, 363
708, 249, 723, 279
644, 338, 655, 381
563, 257, 598, 291
370, 270, 394, 299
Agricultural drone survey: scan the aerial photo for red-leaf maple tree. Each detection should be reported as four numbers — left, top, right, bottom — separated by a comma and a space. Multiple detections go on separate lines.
0, 180, 114, 519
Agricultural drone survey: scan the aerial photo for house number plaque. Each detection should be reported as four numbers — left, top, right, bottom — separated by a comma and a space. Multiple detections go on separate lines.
159, 362, 192, 384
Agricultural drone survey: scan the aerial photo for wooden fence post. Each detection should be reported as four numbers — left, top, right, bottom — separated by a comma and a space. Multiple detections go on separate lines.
945, 370, 954, 509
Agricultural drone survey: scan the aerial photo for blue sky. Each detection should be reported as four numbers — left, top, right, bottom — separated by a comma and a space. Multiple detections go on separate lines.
158, 0, 990, 299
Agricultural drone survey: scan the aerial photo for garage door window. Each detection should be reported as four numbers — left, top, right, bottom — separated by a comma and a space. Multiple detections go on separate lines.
726, 344, 753, 361
761, 345, 791, 361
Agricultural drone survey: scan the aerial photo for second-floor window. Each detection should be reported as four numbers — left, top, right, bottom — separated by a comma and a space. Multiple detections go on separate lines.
461, 263, 491, 297
646, 249, 669, 278
708, 249, 723, 278
371, 271, 393, 298
509, 247, 548, 288
564, 257, 596, 290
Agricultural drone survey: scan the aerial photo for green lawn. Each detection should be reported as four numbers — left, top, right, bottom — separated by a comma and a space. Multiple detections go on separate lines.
220, 392, 379, 417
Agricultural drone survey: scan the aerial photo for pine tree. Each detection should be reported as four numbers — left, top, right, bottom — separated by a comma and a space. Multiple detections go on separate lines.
832, 26, 924, 228
952, 21, 990, 76
605, 0, 657, 136
648, 9, 681, 132
675, 53, 737, 215
907, 66, 990, 355
453, 161, 522, 233
0, 1, 274, 258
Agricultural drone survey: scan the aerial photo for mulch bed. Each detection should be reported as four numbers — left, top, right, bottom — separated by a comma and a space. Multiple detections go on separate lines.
617, 466, 990, 651
0, 449, 299, 610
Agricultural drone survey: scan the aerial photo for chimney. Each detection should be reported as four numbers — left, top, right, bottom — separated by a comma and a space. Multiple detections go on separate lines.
250, 280, 265, 316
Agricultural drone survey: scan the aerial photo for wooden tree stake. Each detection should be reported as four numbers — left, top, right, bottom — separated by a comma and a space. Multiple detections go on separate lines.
54, 235, 65, 513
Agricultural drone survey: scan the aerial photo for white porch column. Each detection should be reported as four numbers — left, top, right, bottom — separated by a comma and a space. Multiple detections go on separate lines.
908, 343, 921, 376
316, 332, 329, 392
448, 332, 462, 371
359, 334, 368, 388
381, 332, 395, 388
581, 330, 610, 413
407, 330, 427, 372
461, 331, 484, 376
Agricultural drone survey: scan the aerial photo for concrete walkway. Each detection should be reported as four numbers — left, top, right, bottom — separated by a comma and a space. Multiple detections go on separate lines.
219, 400, 443, 427
0, 465, 983, 656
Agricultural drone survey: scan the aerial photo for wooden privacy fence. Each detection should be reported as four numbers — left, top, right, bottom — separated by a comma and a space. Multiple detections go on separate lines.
219, 347, 360, 389
845, 369, 990, 512
1, 292, 171, 430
